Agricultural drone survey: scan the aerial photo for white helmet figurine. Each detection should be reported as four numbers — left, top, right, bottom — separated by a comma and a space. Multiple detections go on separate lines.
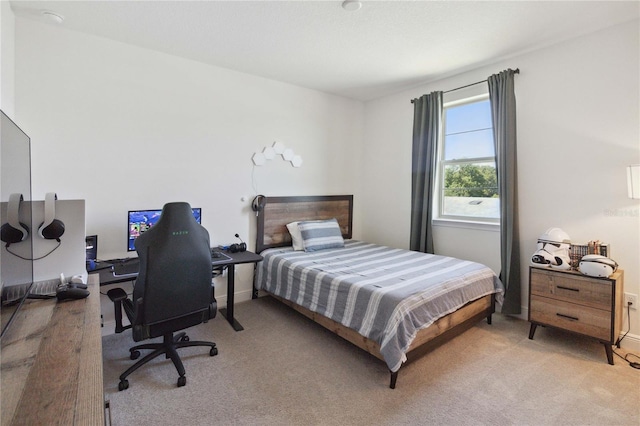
531, 228, 572, 270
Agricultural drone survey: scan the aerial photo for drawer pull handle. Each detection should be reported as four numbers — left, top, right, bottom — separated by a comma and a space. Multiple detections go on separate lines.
556, 313, 579, 321
557, 285, 579, 292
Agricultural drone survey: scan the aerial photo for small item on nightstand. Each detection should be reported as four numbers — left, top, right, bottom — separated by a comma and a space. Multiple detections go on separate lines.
530, 228, 572, 270
579, 254, 618, 278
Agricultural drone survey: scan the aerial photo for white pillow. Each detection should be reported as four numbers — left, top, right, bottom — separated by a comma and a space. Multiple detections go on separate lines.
286, 221, 304, 251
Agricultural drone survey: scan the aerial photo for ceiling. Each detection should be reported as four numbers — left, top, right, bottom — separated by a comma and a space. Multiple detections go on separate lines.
10, 1, 640, 101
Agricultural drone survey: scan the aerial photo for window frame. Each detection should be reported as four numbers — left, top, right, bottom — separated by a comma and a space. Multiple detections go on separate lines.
434, 94, 500, 228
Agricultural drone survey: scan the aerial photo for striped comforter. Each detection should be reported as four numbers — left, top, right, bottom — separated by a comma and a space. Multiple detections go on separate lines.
255, 240, 504, 372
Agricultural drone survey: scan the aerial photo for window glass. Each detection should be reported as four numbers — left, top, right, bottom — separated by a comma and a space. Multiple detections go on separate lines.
437, 96, 499, 223
444, 129, 494, 160
445, 100, 492, 134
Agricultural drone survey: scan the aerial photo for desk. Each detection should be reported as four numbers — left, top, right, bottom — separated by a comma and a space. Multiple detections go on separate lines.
0, 275, 104, 425
91, 250, 263, 332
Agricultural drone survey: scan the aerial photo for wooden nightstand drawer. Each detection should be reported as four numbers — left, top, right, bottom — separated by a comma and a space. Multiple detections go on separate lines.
530, 268, 611, 310
530, 295, 612, 341
528, 267, 624, 365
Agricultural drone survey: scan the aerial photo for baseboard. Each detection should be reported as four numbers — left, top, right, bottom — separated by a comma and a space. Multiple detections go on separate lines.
619, 332, 640, 353
498, 305, 527, 320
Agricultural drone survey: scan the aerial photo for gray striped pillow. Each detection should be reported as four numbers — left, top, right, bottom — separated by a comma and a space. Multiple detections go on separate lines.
298, 218, 344, 252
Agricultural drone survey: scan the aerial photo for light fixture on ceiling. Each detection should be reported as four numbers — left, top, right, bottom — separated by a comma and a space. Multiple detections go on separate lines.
627, 164, 640, 199
342, 1, 362, 12
41, 10, 64, 24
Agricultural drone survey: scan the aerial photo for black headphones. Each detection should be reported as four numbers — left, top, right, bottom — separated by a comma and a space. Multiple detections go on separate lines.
229, 233, 247, 253
252, 195, 266, 216
1, 193, 30, 246
38, 193, 65, 242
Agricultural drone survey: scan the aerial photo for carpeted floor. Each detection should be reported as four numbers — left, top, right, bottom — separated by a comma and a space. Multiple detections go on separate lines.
102, 296, 640, 425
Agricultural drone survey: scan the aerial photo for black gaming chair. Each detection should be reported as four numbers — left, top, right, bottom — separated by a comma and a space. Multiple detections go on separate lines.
107, 202, 218, 391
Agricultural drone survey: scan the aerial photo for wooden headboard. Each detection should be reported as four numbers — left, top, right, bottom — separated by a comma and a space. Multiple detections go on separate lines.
255, 195, 353, 253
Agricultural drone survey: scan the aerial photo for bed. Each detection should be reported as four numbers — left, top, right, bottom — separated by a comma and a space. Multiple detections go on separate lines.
253, 195, 504, 388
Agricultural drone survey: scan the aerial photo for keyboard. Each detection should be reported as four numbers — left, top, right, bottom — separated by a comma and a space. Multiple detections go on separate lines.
112, 259, 139, 276
211, 249, 232, 264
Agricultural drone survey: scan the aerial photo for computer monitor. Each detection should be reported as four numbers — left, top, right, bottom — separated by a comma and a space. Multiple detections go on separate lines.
127, 208, 201, 251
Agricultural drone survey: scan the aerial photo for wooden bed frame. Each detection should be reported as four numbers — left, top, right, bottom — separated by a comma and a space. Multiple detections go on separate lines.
253, 195, 495, 389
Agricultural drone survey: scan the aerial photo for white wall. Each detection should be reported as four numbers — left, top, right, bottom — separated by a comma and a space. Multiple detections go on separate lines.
14, 19, 364, 310
361, 20, 640, 347
0, 0, 16, 115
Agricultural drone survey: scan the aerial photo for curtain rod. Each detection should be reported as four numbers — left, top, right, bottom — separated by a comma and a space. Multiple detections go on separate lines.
411, 68, 520, 103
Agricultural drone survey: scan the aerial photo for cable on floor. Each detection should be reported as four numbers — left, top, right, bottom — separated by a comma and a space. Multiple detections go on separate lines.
612, 303, 640, 369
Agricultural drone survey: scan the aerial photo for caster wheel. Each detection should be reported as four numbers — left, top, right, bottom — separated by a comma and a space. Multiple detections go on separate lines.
130, 350, 140, 360
210, 347, 218, 356
177, 376, 186, 387
181, 335, 190, 342
118, 379, 129, 391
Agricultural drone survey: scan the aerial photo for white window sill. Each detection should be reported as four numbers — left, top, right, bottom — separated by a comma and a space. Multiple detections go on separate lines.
433, 218, 500, 232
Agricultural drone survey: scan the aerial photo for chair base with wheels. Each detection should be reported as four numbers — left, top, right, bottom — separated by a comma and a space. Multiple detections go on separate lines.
117, 330, 218, 391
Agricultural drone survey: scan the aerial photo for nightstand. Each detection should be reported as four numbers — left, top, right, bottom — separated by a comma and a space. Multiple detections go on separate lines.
528, 266, 624, 364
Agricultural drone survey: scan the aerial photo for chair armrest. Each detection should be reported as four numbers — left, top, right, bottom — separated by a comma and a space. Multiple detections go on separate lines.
107, 288, 133, 334
107, 287, 128, 302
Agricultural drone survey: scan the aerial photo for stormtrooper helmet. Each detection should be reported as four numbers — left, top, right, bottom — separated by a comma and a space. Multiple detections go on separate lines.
531, 228, 572, 270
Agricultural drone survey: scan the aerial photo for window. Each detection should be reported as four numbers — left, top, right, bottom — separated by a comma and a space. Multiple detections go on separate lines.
436, 95, 499, 223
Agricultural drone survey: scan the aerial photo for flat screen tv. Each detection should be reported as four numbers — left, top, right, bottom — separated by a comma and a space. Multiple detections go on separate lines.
127, 208, 201, 251
1, 110, 34, 340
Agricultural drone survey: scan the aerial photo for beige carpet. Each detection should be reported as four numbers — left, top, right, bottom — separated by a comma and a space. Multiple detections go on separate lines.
102, 297, 640, 425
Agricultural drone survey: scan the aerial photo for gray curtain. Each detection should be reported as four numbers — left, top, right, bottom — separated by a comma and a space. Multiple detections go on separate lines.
410, 91, 443, 254
488, 69, 521, 315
